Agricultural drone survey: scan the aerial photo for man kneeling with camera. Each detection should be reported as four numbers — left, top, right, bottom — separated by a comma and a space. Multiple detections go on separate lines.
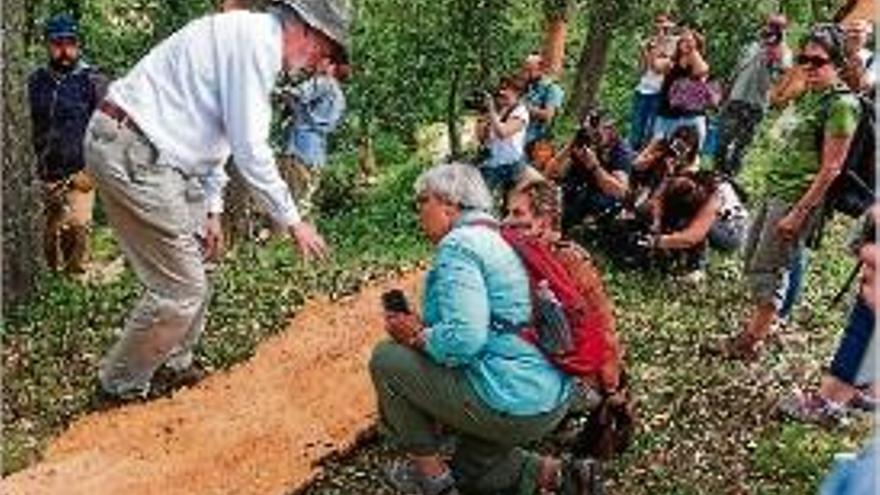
549, 109, 634, 234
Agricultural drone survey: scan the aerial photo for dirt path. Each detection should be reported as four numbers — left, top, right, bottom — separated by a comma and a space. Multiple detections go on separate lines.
5, 271, 423, 495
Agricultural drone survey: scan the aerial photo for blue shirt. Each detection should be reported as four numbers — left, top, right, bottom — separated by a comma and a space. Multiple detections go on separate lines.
524, 77, 565, 145
283, 74, 346, 168
422, 210, 572, 416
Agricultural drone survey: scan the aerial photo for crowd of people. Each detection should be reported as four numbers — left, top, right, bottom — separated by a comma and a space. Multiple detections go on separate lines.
24, 0, 876, 493
379, 11, 875, 495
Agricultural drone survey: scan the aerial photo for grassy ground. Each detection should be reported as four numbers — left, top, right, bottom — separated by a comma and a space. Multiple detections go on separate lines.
3, 127, 874, 493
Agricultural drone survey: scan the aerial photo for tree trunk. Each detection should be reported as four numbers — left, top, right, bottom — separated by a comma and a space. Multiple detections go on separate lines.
570, 2, 624, 120
542, 0, 575, 75
446, 67, 463, 159
3, 0, 45, 304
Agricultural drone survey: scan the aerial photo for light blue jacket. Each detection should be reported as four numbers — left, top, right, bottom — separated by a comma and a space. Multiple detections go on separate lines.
422, 210, 572, 416
283, 75, 346, 168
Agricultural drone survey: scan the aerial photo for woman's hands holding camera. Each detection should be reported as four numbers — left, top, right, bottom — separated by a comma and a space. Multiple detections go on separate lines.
385, 312, 425, 349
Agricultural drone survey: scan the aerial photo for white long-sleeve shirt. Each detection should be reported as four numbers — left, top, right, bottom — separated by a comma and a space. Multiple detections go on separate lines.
107, 11, 300, 226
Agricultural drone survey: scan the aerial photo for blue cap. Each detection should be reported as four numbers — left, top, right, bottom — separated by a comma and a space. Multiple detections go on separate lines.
44, 14, 78, 41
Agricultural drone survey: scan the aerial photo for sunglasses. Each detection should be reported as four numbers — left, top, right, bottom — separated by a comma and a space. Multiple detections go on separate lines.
797, 54, 831, 68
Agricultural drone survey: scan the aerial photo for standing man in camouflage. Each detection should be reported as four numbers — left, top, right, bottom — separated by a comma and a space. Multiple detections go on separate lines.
84, 0, 350, 402
28, 13, 108, 275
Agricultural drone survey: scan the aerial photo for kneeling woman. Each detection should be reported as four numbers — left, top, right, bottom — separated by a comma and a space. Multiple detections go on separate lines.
370, 163, 599, 495
647, 171, 720, 274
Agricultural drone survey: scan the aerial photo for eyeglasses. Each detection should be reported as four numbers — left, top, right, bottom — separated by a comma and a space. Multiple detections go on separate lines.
797, 54, 831, 69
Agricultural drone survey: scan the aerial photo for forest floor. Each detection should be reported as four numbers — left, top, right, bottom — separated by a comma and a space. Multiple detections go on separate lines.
5, 219, 874, 495
2, 132, 874, 494
5, 271, 422, 495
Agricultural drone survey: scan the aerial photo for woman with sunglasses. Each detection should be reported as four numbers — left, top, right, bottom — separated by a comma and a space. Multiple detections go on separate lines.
721, 26, 863, 359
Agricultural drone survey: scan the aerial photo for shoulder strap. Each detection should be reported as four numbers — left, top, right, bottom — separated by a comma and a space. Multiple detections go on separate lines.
815, 88, 853, 150
460, 218, 500, 231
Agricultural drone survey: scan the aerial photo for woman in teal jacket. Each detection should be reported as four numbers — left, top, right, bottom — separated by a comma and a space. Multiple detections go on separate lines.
370, 163, 601, 495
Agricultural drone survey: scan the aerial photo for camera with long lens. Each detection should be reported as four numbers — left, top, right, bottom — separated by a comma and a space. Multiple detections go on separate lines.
574, 109, 603, 150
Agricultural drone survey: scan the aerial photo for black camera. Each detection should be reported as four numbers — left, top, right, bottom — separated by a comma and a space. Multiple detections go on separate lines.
762, 25, 783, 46
668, 138, 689, 159
463, 89, 492, 112
381, 289, 411, 314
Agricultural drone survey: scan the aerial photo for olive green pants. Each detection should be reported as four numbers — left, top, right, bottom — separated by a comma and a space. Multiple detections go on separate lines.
369, 341, 570, 495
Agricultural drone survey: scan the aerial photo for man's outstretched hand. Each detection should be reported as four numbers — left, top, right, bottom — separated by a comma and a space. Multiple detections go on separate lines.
289, 221, 329, 261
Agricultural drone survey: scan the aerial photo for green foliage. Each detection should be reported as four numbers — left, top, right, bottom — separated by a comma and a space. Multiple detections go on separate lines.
27, 0, 215, 74
345, 0, 545, 140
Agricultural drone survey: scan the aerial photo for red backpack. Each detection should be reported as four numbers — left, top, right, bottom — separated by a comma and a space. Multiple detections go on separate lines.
470, 220, 608, 377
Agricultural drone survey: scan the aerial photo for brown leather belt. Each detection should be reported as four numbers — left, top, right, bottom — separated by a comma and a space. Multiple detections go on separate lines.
98, 100, 144, 136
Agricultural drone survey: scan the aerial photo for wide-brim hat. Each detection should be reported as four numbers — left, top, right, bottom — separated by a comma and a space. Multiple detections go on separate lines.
274, 0, 350, 59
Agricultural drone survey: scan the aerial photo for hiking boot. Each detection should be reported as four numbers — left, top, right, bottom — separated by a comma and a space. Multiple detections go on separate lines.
559, 456, 603, 495
778, 389, 846, 427
89, 380, 149, 412
149, 362, 208, 399
385, 459, 460, 495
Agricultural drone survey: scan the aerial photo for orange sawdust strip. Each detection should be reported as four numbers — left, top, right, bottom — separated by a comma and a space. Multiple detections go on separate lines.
4, 270, 424, 495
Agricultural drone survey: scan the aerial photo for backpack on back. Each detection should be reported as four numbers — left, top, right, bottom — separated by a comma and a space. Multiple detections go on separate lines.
470, 220, 609, 377
819, 90, 876, 218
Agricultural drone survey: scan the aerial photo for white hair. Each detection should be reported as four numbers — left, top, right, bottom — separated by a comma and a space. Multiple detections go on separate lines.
414, 162, 493, 212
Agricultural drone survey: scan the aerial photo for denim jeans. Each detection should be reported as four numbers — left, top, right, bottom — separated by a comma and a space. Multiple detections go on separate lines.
779, 248, 808, 321
629, 91, 661, 150
829, 297, 875, 385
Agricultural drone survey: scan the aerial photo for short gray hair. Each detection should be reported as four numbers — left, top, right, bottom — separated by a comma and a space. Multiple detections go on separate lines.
414, 162, 493, 212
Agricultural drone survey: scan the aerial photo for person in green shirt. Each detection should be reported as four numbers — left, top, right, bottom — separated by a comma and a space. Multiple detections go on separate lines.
722, 25, 861, 359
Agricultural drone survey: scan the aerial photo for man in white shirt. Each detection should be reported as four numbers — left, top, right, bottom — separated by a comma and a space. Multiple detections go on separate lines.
84, 0, 350, 401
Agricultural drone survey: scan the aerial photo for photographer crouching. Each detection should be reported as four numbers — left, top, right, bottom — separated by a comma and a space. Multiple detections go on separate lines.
630, 124, 700, 211
550, 109, 634, 234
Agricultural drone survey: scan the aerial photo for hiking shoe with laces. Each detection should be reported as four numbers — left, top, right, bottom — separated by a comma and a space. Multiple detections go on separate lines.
778, 389, 846, 427
559, 456, 603, 495
385, 459, 460, 495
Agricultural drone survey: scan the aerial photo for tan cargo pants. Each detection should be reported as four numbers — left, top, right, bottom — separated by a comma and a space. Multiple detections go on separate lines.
43, 173, 95, 273
85, 111, 211, 396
